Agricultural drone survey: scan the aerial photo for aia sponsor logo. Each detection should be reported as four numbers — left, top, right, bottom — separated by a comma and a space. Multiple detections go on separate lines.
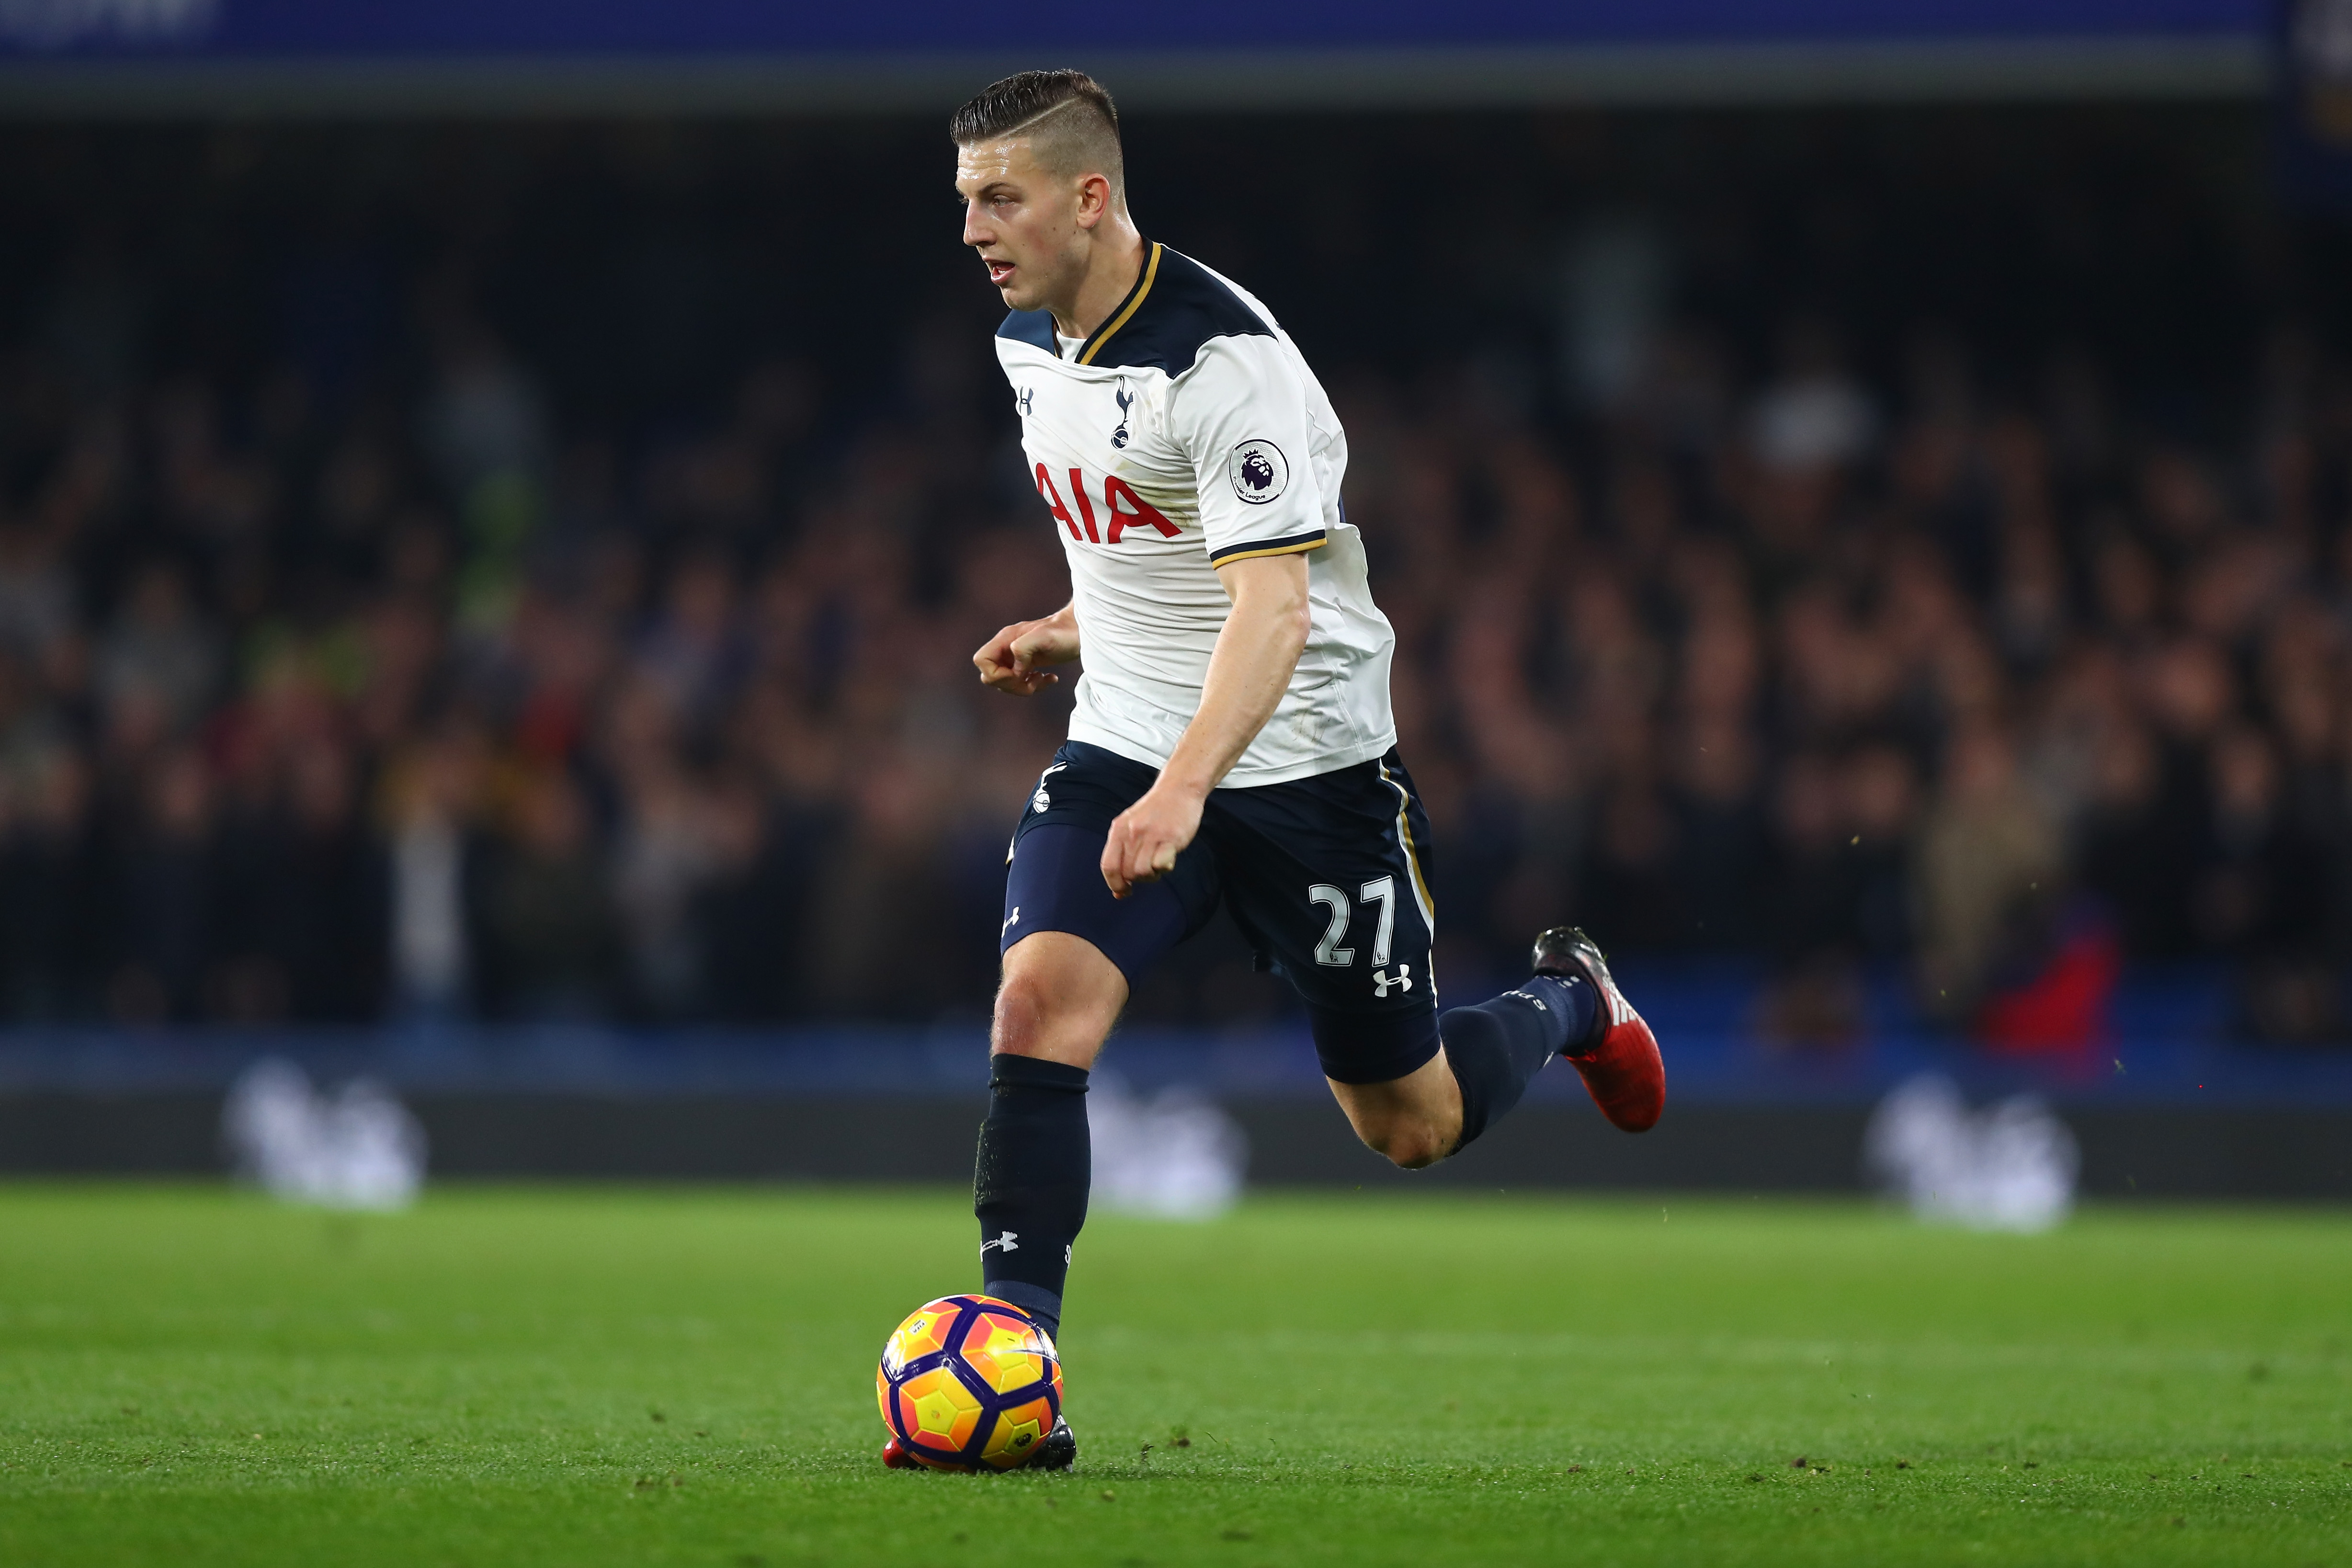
1034, 464, 1180, 545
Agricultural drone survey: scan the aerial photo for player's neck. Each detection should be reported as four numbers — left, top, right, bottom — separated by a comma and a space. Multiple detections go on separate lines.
1048, 217, 1148, 344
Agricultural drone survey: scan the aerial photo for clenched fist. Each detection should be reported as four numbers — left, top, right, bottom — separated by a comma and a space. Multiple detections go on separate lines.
974, 605, 1080, 697
1101, 781, 1204, 899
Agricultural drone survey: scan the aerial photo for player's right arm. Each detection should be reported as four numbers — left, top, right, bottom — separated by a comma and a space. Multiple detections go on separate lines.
974, 602, 1079, 697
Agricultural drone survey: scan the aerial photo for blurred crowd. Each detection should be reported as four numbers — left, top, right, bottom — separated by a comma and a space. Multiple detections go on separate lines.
1, 121, 2349, 1044
7, 306, 2351, 1042
0, 309, 1060, 1026
1349, 324, 2352, 1045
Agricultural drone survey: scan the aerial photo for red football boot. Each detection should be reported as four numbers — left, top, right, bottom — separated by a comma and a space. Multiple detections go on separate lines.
881, 1436, 920, 1469
1532, 926, 1665, 1132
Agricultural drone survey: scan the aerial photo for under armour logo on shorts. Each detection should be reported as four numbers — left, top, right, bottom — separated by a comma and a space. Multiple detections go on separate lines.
1373, 965, 1412, 998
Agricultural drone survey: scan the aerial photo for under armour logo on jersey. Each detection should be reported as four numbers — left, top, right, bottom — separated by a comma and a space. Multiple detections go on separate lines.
1003, 907, 1021, 936
1017, 387, 1034, 416
1110, 386, 1134, 449
980, 1231, 1019, 1254
1373, 964, 1413, 997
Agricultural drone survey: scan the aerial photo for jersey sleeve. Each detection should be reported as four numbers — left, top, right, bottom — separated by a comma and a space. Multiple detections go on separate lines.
1166, 334, 1328, 568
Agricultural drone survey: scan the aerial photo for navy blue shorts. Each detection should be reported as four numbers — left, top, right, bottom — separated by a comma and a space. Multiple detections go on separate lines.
1001, 740, 1440, 1085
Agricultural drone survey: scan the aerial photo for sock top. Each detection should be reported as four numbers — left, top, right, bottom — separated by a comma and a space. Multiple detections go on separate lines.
989, 1053, 1091, 1093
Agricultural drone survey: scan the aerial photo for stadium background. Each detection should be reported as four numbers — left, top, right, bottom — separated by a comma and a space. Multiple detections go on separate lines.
0, 1, 2349, 1194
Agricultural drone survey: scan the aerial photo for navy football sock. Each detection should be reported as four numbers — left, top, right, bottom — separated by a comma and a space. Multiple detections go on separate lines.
972, 1053, 1091, 1340
1441, 975, 1594, 1148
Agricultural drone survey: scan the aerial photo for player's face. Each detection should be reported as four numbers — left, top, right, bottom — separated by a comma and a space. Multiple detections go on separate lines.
955, 138, 1086, 314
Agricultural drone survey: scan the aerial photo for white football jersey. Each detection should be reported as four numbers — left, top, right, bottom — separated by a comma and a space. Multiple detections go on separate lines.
993, 242, 1397, 787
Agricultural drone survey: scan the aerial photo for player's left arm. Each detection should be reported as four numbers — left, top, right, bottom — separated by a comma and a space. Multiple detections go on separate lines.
1101, 330, 1327, 899
1101, 553, 1308, 898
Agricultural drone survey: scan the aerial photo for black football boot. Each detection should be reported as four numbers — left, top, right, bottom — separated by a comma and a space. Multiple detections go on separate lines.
1026, 1414, 1078, 1471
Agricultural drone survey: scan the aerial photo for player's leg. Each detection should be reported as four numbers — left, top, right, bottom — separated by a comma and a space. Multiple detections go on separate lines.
892, 929, 1122, 1475
974, 927, 1124, 1339
1204, 750, 1461, 1162
913, 747, 1217, 1473
993, 929, 1125, 1069
1322, 1047, 1461, 1169
1209, 750, 1662, 1171
1329, 928, 1663, 1166
974, 745, 1221, 1339
1318, 965, 1599, 1166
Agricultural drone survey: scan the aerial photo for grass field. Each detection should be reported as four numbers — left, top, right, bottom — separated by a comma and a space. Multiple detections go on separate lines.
1, 1185, 2348, 1567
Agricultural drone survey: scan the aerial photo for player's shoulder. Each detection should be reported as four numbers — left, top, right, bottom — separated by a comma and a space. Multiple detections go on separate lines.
1091, 245, 1275, 378
995, 242, 1274, 379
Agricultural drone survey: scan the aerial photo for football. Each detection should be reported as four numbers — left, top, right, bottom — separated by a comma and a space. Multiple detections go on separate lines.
875, 1294, 1063, 1471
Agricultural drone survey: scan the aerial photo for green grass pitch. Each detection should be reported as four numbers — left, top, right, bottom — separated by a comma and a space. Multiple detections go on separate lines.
1, 1185, 2348, 1566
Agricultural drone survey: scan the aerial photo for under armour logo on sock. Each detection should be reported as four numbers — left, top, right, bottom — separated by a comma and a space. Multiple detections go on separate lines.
1373, 964, 1413, 997
980, 1231, 1019, 1254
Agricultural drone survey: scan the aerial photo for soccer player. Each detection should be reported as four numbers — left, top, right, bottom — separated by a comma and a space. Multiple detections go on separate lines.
905, 70, 1666, 1472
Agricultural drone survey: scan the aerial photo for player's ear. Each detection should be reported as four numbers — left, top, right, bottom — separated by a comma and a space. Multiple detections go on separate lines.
1073, 172, 1111, 230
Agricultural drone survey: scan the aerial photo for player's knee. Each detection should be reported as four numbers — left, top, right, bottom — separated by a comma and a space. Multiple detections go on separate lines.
991, 968, 1059, 1054
991, 963, 1115, 1065
1360, 1115, 1450, 1170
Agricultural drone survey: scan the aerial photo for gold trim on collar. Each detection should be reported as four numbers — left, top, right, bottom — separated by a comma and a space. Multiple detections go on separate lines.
1077, 242, 1162, 366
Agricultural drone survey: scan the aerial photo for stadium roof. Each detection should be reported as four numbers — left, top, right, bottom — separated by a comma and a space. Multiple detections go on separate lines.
0, 1, 2271, 116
